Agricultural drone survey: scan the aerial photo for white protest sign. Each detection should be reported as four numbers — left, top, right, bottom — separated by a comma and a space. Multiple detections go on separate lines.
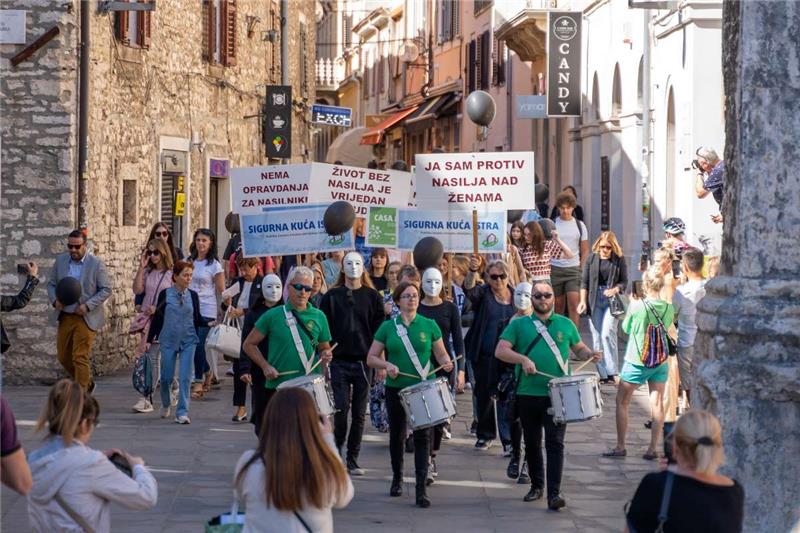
414, 151, 536, 211
231, 164, 310, 214
307, 163, 413, 217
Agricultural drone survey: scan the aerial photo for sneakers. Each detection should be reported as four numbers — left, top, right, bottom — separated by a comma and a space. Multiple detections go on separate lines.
175, 415, 191, 424
517, 461, 530, 484
506, 457, 520, 479
226, 365, 235, 376
160, 406, 172, 419
390, 476, 403, 497
547, 492, 567, 511
474, 439, 494, 450
132, 398, 154, 413
442, 425, 452, 440
346, 458, 366, 476
426, 459, 437, 486
524, 487, 544, 502
429, 458, 438, 478
502, 443, 513, 458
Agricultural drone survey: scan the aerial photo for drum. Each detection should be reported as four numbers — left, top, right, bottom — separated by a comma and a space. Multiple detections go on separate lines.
399, 378, 456, 430
547, 373, 602, 424
278, 375, 336, 416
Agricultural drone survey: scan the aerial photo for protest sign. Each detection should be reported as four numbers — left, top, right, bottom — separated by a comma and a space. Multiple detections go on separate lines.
366, 207, 506, 253
307, 163, 413, 217
414, 152, 536, 211
231, 164, 310, 215
240, 205, 353, 257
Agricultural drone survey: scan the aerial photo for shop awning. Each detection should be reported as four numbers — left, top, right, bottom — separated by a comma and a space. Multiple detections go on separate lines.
360, 106, 419, 145
405, 93, 460, 125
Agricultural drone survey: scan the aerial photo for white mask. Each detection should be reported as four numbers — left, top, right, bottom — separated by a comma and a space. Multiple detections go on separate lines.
514, 282, 533, 311
422, 268, 443, 298
262, 274, 283, 303
343, 252, 364, 279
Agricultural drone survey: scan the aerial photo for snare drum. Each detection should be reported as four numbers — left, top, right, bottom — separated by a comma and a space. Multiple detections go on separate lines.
278, 375, 336, 416
547, 373, 602, 424
399, 378, 456, 430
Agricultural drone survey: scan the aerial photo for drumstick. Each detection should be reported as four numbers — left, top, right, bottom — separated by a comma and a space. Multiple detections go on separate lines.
277, 370, 299, 376
426, 355, 464, 378
397, 370, 420, 379
306, 343, 338, 375
534, 369, 560, 380
574, 358, 595, 373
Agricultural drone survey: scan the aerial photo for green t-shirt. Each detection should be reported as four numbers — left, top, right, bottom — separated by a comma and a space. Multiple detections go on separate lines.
254, 302, 332, 389
374, 315, 443, 389
622, 298, 675, 367
499, 313, 581, 396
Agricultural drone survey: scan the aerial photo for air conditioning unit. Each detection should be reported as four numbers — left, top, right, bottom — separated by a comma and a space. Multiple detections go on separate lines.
401, 42, 420, 63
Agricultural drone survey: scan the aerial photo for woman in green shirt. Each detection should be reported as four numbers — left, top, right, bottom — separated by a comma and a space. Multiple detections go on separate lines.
367, 281, 454, 508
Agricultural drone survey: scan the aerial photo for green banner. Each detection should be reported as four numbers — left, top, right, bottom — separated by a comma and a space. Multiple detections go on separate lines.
366, 207, 397, 247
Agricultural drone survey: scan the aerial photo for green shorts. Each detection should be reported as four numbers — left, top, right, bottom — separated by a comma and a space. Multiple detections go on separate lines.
620, 360, 669, 385
550, 265, 582, 296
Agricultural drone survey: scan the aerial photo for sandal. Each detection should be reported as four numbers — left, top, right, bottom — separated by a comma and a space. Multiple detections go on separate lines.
191, 383, 205, 400
202, 372, 213, 393
642, 451, 659, 461
602, 448, 627, 458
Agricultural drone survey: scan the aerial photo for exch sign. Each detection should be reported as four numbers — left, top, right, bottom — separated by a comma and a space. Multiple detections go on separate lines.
263, 85, 292, 158
547, 12, 582, 117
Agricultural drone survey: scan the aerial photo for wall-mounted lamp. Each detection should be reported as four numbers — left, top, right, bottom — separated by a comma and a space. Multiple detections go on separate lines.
246, 15, 262, 38
262, 29, 278, 43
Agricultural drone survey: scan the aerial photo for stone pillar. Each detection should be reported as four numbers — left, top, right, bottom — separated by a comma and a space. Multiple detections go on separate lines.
694, 2, 800, 531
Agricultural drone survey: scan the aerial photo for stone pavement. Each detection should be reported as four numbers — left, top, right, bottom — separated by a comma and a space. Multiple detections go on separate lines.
1, 359, 658, 532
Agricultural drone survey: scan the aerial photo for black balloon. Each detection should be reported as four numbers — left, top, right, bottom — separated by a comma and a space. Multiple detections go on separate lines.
224, 212, 240, 234
323, 201, 356, 236
535, 183, 549, 203
537, 218, 556, 240
507, 210, 524, 223
56, 277, 82, 307
413, 237, 444, 271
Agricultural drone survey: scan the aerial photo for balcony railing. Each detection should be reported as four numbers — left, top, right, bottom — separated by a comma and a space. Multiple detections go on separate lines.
316, 58, 344, 90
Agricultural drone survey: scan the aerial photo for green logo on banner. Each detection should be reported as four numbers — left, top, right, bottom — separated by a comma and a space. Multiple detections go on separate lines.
367, 207, 397, 247
482, 233, 500, 249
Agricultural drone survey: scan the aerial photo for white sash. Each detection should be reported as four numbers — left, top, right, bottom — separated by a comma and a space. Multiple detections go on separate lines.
284, 306, 312, 373
531, 316, 570, 376
395, 317, 430, 380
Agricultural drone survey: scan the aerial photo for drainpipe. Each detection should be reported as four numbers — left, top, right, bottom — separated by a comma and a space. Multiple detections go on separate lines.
639, 9, 652, 270
280, 0, 288, 162
77, 1, 90, 230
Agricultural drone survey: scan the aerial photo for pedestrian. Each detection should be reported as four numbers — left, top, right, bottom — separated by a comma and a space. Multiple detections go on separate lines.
130, 239, 174, 413
309, 260, 328, 307
693, 146, 725, 223
366, 281, 454, 507
495, 281, 600, 509
239, 274, 283, 436
661, 217, 692, 259
242, 267, 334, 415
464, 258, 515, 450
604, 266, 674, 460
1, 260, 39, 354
222, 257, 265, 422
321, 251, 344, 287
319, 252, 384, 477
188, 228, 224, 399
27, 380, 157, 532
369, 261, 402, 435
1, 395, 32, 495
353, 218, 373, 266
147, 260, 206, 424
672, 247, 707, 402
519, 220, 574, 283
146, 221, 184, 261
549, 192, 589, 327
509, 221, 525, 250
549, 185, 585, 221
577, 231, 628, 384
652, 247, 679, 301
625, 409, 744, 533
234, 388, 353, 533
367, 247, 389, 292
47, 230, 112, 392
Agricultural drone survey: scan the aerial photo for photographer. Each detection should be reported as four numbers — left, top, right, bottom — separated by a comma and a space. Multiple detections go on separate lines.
693, 147, 726, 223
1, 261, 40, 354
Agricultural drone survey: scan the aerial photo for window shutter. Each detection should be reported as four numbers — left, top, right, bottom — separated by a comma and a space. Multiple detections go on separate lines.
492, 36, 498, 85
475, 36, 482, 90
115, 0, 130, 43
221, 0, 237, 66
480, 31, 490, 90
379, 56, 385, 93
443, 1, 451, 42
436, 0, 443, 44
468, 39, 476, 93
203, 0, 216, 62
497, 40, 506, 85
453, 1, 460, 37
139, 2, 152, 49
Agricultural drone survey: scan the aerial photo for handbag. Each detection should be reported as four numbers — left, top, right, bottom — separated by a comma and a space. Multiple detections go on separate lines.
608, 293, 627, 318
206, 309, 242, 358
206, 491, 245, 533
129, 270, 169, 334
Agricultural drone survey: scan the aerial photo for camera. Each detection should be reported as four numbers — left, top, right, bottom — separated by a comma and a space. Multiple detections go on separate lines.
17, 263, 29, 275
691, 159, 701, 171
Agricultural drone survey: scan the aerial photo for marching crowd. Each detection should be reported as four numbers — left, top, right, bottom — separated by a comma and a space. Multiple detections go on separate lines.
0, 149, 745, 532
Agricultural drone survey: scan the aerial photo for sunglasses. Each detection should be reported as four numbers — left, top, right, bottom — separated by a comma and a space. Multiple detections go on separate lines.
489, 273, 508, 281
533, 292, 554, 300
147, 250, 161, 256
291, 283, 313, 293
67, 244, 83, 250
155, 231, 169, 237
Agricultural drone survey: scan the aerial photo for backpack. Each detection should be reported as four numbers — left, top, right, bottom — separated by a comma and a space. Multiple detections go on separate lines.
639, 300, 676, 368
132, 347, 155, 398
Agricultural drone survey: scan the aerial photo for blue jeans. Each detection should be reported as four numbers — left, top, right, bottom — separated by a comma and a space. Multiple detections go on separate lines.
160, 339, 197, 417
588, 288, 619, 378
193, 317, 214, 380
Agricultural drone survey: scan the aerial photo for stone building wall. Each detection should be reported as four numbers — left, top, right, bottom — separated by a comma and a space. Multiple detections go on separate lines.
1, 0, 316, 383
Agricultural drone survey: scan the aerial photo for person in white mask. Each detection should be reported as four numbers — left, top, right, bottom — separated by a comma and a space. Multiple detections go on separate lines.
319, 252, 384, 476
514, 282, 534, 317
239, 273, 283, 435
417, 267, 465, 483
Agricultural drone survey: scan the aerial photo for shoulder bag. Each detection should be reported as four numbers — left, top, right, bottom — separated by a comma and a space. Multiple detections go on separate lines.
607, 261, 628, 318
206, 308, 242, 358
205, 490, 245, 533
129, 270, 169, 334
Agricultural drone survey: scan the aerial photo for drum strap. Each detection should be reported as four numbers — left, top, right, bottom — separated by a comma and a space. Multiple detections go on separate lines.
531, 317, 570, 376
284, 306, 311, 373
395, 318, 430, 379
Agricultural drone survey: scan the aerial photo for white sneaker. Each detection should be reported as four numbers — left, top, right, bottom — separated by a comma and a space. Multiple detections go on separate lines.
133, 398, 154, 413
160, 406, 171, 418
226, 365, 235, 376
175, 415, 191, 424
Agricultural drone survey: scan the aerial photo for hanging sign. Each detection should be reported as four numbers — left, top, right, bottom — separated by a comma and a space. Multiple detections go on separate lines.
263, 85, 292, 158
547, 12, 582, 117
306, 163, 413, 217
240, 205, 353, 257
311, 104, 353, 127
230, 164, 310, 214
414, 152, 536, 211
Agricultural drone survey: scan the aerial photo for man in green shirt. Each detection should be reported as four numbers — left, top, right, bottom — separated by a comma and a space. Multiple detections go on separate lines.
496, 281, 600, 510
243, 267, 334, 410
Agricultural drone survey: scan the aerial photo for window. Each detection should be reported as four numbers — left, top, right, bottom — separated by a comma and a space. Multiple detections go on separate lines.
437, 1, 460, 43
472, 31, 490, 91
492, 37, 506, 86
122, 180, 137, 226
203, 0, 237, 67
467, 40, 476, 93
115, 0, 152, 49
474, 0, 492, 16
